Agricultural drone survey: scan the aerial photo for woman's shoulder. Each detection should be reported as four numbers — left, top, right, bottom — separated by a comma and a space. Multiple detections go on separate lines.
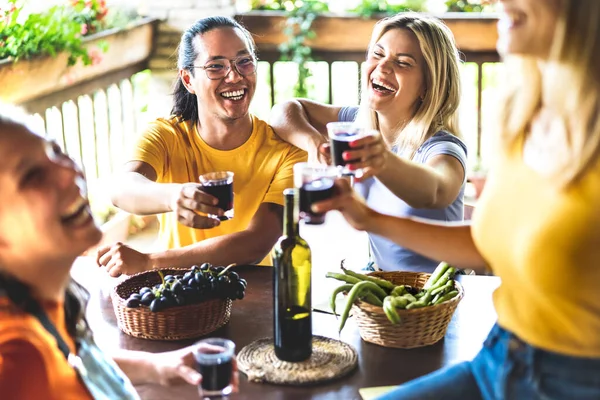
0, 298, 40, 339
421, 130, 468, 154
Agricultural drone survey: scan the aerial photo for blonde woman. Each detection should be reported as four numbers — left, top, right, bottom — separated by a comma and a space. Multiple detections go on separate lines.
270, 13, 466, 273
313, 0, 600, 398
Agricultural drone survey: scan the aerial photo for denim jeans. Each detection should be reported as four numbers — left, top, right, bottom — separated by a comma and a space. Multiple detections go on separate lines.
376, 324, 600, 400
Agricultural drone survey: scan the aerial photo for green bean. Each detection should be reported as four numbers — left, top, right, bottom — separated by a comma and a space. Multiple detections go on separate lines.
383, 296, 401, 324
434, 290, 459, 305
431, 280, 454, 296
329, 283, 354, 315
423, 262, 451, 289
400, 293, 417, 303
431, 293, 441, 304
391, 285, 406, 296
391, 296, 408, 309
429, 267, 457, 291
339, 281, 373, 333
341, 266, 394, 291
361, 292, 383, 307
405, 300, 427, 310
326, 272, 362, 285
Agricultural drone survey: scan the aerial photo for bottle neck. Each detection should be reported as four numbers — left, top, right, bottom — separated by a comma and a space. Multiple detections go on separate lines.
283, 191, 299, 237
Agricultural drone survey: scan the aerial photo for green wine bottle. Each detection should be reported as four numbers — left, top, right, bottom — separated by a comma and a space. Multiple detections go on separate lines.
272, 188, 312, 362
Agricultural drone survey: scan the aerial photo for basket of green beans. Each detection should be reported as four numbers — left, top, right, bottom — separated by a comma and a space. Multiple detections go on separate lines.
327, 262, 463, 349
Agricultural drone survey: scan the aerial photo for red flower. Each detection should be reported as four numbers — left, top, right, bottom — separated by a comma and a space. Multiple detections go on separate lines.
80, 23, 88, 35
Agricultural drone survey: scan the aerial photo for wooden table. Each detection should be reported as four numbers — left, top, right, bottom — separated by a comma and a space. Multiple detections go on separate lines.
73, 258, 500, 400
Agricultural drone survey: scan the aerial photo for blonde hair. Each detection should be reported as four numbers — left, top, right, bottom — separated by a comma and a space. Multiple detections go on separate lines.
499, 0, 600, 186
355, 13, 462, 157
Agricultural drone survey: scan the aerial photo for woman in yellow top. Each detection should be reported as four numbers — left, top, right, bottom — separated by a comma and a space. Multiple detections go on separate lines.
0, 108, 238, 399
313, 0, 600, 398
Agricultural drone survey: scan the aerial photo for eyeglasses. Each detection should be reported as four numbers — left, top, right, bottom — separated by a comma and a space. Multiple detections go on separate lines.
190, 55, 257, 80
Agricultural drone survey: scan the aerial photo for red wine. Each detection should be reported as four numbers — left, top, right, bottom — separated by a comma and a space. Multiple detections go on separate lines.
202, 181, 233, 220
195, 353, 233, 392
274, 305, 312, 361
299, 177, 335, 225
330, 132, 356, 167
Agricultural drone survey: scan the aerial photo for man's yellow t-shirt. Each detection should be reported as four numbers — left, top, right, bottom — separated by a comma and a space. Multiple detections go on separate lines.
131, 115, 307, 265
472, 140, 600, 357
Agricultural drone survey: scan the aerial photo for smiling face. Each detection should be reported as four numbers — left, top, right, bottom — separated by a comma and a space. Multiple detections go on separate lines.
180, 26, 257, 122
364, 27, 426, 122
498, 0, 560, 59
0, 123, 102, 271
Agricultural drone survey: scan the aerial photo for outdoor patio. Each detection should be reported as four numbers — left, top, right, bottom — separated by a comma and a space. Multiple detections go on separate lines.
1, 0, 498, 303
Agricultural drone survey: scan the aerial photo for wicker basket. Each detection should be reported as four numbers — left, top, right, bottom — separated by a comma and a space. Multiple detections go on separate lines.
351, 271, 463, 349
111, 268, 232, 340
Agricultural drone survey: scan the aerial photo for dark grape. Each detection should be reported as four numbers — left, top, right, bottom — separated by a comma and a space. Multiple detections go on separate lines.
191, 265, 200, 272
228, 271, 240, 282
126, 298, 141, 308
140, 292, 155, 306
129, 293, 142, 301
200, 262, 211, 271
139, 287, 152, 296
173, 294, 185, 306
149, 298, 163, 312
171, 281, 184, 295
183, 271, 193, 281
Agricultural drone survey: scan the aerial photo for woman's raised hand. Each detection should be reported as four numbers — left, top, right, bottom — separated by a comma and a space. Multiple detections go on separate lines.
342, 132, 390, 181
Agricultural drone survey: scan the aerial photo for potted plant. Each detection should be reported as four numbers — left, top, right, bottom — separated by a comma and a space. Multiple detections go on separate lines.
0, 0, 158, 104
468, 157, 488, 199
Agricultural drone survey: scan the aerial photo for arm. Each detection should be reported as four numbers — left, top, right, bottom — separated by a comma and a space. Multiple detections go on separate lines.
110, 161, 180, 215
347, 135, 466, 208
270, 99, 341, 161
112, 345, 238, 390
98, 202, 283, 275
149, 202, 283, 269
376, 153, 465, 208
110, 161, 223, 229
312, 179, 487, 272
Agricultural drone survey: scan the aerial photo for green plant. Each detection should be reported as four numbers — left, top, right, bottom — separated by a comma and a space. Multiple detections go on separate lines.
445, 0, 497, 12
0, 0, 134, 65
350, 0, 427, 18
278, 0, 329, 97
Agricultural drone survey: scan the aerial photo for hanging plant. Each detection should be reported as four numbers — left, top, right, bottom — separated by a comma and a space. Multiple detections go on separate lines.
278, 0, 329, 98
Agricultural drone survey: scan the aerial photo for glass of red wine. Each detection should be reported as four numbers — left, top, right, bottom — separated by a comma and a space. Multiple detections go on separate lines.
294, 162, 338, 225
199, 171, 234, 221
193, 338, 236, 397
326, 122, 375, 178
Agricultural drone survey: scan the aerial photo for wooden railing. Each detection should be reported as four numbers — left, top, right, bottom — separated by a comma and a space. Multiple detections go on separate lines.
1, 17, 158, 183
235, 11, 501, 162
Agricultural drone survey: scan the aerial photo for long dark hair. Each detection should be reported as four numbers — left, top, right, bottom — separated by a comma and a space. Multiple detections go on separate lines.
171, 16, 256, 123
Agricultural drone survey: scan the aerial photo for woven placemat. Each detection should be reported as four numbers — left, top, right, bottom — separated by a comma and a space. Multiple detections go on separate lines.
237, 335, 358, 385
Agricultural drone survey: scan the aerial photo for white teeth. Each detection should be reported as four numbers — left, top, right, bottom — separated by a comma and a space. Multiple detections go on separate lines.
221, 89, 245, 100
61, 197, 87, 219
372, 79, 396, 92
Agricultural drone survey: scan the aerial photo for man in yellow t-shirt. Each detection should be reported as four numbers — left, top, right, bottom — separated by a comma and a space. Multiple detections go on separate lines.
96, 16, 305, 275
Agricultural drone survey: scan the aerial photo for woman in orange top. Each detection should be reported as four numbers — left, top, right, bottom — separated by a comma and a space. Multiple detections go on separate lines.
0, 107, 238, 399
314, 0, 600, 399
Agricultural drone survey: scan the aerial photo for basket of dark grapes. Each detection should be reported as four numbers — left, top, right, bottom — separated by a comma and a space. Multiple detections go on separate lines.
111, 263, 247, 340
